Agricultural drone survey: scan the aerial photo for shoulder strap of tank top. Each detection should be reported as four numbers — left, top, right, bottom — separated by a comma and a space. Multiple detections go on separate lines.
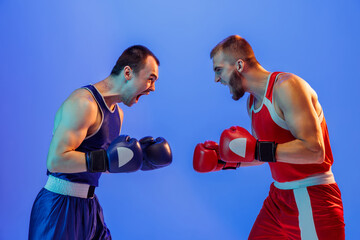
82, 85, 110, 112
265, 72, 282, 102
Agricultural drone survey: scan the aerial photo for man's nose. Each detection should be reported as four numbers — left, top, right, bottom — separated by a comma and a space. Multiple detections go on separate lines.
215, 76, 221, 83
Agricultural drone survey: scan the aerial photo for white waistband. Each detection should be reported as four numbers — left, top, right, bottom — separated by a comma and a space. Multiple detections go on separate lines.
274, 170, 335, 190
44, 175, 94, 198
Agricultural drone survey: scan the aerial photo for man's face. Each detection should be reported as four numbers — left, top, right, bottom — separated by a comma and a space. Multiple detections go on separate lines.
212, 51, 245, 101
125, 56, 159, 106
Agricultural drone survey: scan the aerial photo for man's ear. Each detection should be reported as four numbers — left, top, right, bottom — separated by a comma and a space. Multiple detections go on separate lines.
236, 59, 244, 73
123, 66, 133, 81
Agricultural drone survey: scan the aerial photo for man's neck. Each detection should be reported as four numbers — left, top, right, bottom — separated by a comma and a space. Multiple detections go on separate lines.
93, 76, 122, 110
243, 66, 271, 101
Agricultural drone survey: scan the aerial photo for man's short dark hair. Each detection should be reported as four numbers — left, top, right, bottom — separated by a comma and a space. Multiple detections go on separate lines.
210, 35, 258, 67
111, 45, 160, 76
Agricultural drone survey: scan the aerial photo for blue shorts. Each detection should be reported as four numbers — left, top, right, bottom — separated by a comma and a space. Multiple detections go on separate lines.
29, 188, 111, 240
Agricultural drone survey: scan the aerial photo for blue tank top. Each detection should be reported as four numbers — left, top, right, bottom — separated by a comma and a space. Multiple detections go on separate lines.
49, 85, 121, 186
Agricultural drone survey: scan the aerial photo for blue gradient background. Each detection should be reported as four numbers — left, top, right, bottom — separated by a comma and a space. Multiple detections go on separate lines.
1, 0, 359, 239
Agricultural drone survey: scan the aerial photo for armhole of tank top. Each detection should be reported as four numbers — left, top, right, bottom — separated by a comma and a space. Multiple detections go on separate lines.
268, 73, 324, 129
265, 73, 289, 130
83, 87, 104, 140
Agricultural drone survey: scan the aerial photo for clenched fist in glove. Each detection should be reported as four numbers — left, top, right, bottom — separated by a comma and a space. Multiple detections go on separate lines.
86, 135, 143, 173
139, 136, 172, 171
193, 140, 240, 173
220, 126, 277, 163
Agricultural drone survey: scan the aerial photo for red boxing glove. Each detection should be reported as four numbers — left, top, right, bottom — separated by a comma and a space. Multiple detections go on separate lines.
219, 126, 257, 162
193, 140, 240, 173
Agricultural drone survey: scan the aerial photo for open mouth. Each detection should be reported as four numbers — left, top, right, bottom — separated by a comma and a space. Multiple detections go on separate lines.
136, 94, 142, 101
135, 90, 150, 101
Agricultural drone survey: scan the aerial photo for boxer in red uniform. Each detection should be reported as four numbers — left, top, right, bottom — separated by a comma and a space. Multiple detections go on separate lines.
193, 35, 345, 239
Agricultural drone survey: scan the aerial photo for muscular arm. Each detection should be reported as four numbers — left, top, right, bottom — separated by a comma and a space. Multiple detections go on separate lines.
274, 74, 325, 164
47, 90, 98, 173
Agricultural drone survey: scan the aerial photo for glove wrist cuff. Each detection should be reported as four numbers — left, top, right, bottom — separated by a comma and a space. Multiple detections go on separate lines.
218, 160, 241, 170
255, 141, 277, 162
86, 149, 108, 172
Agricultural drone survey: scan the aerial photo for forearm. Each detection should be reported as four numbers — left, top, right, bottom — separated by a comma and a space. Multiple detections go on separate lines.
47, 151, 87, 173
276, 139, 324, 164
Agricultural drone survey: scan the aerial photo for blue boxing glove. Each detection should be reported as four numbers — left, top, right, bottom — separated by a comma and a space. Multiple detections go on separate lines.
139, 136, 173, 171
86, 135, 143, 173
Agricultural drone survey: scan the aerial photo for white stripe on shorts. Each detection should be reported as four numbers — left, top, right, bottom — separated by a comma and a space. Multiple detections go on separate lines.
293, 188, 319, 240
273, 171, 336, 240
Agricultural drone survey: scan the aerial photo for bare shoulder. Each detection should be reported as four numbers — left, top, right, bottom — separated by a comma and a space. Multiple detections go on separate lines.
274, 73, 316, 99
273, 73, 321, 116
58, 88, 98, 126
68, 88, 96, 104
64, 88, 97, 111
275, 73, 305, 88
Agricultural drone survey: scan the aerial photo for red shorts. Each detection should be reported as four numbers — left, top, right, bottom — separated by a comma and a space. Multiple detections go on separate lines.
249, 182, 345, 240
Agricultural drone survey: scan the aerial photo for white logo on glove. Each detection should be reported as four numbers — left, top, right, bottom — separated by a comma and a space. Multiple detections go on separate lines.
116, 147, 134, 167
229, 138, 247, 158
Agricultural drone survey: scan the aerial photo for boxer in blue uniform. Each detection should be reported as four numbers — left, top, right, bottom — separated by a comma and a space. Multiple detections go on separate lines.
29, 45, 172, 239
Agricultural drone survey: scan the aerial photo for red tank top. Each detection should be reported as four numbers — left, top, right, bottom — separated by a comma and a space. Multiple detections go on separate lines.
249, 72, 333, 182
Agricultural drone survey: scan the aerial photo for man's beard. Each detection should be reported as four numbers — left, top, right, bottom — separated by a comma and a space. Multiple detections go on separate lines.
229, 70, 245, 101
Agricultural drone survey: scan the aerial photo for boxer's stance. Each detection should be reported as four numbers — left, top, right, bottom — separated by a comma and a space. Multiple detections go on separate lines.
193, 35, 345, 239
29, 45, 172, 239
